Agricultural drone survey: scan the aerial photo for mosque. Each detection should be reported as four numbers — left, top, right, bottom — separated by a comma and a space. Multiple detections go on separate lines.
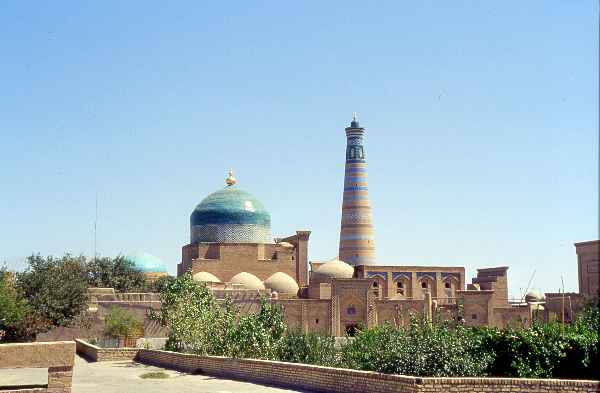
169, 115, 570, 334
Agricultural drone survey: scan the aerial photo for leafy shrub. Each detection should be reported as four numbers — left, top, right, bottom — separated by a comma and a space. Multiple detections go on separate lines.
153, 271, 235, 355
277, 329, 339, 366
104, 306, 144, 338
154, 271, 599, 379
341, 317, 492, 377
226, 298, 286, 359
477, 305, 599, 379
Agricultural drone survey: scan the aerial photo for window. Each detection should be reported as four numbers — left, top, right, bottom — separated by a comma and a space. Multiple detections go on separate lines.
471, 314, 477, 320
373, 281, 379, 288
444, 282, 451, 289
396, 281, 405, 295
315, 319, 319, 324
345, 324, 359, 337
421, 281, 428, 289
347, 306, 357, 316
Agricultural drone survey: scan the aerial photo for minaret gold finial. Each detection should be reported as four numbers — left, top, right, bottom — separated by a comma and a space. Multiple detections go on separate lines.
226, 169, 236, 186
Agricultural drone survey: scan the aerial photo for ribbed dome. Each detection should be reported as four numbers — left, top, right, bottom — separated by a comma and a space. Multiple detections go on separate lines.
125, 252, 167, 273
264, 272, 299, 294
230, 272, 265, 290
314, 259, 354, 279
190, 184, 271, 244
193, 271, 221, 283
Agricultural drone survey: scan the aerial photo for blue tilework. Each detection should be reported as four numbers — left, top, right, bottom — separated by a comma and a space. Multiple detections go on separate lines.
125, 252, 167, 273
191, 223, 271, 243
392, 272, 412, 281
344, 186, 369, 191
416, 272, 436, 281
345, 167, 368, 173
340, 234, 375, 241
190, 185, 271, 243
367, 271, 388, 280
442, 272, 461, 281
343, 194, 370, 202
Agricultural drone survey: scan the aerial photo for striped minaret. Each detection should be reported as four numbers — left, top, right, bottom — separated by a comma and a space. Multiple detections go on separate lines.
339, 113, 376, 266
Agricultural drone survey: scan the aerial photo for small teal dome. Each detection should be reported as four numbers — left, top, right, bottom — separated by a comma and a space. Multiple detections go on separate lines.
190, 177, 271, 243
125, 252, 168, 273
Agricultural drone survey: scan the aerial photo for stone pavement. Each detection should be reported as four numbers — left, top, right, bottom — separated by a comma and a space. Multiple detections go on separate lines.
72, 355, 313, 393
0, 355, 313, 393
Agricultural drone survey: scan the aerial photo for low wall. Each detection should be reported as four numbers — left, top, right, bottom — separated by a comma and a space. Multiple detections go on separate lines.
0, 341, 75, 393
137, 349, 600, 393
75, 339, 139, 362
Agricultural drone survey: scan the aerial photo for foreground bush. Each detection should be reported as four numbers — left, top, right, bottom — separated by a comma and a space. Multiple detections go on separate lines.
341, 319, 492, 377
153, 271, 285, 358
476, 305, 599, 379
277, 330, 339, 366
155, 273, 599, 379
104, 306, 144, 338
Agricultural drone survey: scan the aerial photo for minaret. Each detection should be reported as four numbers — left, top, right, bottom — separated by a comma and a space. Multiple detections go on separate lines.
339, 113, 376, 266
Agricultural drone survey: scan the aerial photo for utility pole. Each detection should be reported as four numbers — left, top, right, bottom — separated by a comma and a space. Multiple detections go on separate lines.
94, 192, 98, 262
561, 276, 565, 334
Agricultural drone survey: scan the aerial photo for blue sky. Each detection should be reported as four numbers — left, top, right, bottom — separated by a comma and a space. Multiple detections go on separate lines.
0, 1, 597, 297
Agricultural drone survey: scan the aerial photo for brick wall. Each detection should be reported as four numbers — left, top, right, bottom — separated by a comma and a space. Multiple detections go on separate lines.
75, 339, 139, 362
0, 341, 75, 393
136, 349, 600, 393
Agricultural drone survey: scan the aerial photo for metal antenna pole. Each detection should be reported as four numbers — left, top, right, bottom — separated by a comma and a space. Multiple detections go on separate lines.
561, 276, 565, 326
521, 270, 536, 302
94, 192, 98, 262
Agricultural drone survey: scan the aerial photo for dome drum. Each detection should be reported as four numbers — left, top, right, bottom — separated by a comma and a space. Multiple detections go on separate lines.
191, 223, 271, 244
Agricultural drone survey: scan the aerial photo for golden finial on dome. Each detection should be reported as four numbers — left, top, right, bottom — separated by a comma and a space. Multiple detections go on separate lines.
225, 169, 236, 186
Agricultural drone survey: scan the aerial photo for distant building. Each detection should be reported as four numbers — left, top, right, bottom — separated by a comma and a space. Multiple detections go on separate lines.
575, 240, 600, 299
46, 116, 598, 341
175, 117, 558, 335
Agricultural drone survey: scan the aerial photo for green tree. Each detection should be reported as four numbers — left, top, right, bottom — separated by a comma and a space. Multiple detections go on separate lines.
227, 298, 286, 359
104, 306, 144, 338
86, 255, 146, 292
0, 267, 48, 342
153, 271, 286, 359
16, 254, 88, 326
144, 275, 175, 293
153, 271, 235, 355
0, 268, 28, 341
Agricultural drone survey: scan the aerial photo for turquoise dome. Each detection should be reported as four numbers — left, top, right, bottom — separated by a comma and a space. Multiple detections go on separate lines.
125, 252, 168, 273
190, 183, 271, 244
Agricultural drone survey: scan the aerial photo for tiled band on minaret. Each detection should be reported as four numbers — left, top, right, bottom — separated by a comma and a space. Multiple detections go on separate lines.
339, 114, 376, 266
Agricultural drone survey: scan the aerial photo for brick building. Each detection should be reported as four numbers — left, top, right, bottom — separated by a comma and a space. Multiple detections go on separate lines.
173, 117, 571, 335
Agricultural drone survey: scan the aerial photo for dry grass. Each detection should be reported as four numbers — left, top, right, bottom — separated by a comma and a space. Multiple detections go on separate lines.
139, 371, 170, 379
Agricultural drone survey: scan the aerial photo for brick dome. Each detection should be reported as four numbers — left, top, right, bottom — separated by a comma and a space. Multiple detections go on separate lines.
264, 272, 299, 294
313, 259, 354, 280
230, 272, 265, 290
193, 271, 221, 283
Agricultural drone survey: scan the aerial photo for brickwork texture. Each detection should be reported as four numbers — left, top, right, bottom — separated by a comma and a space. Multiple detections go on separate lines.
136, 349, 600, 393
